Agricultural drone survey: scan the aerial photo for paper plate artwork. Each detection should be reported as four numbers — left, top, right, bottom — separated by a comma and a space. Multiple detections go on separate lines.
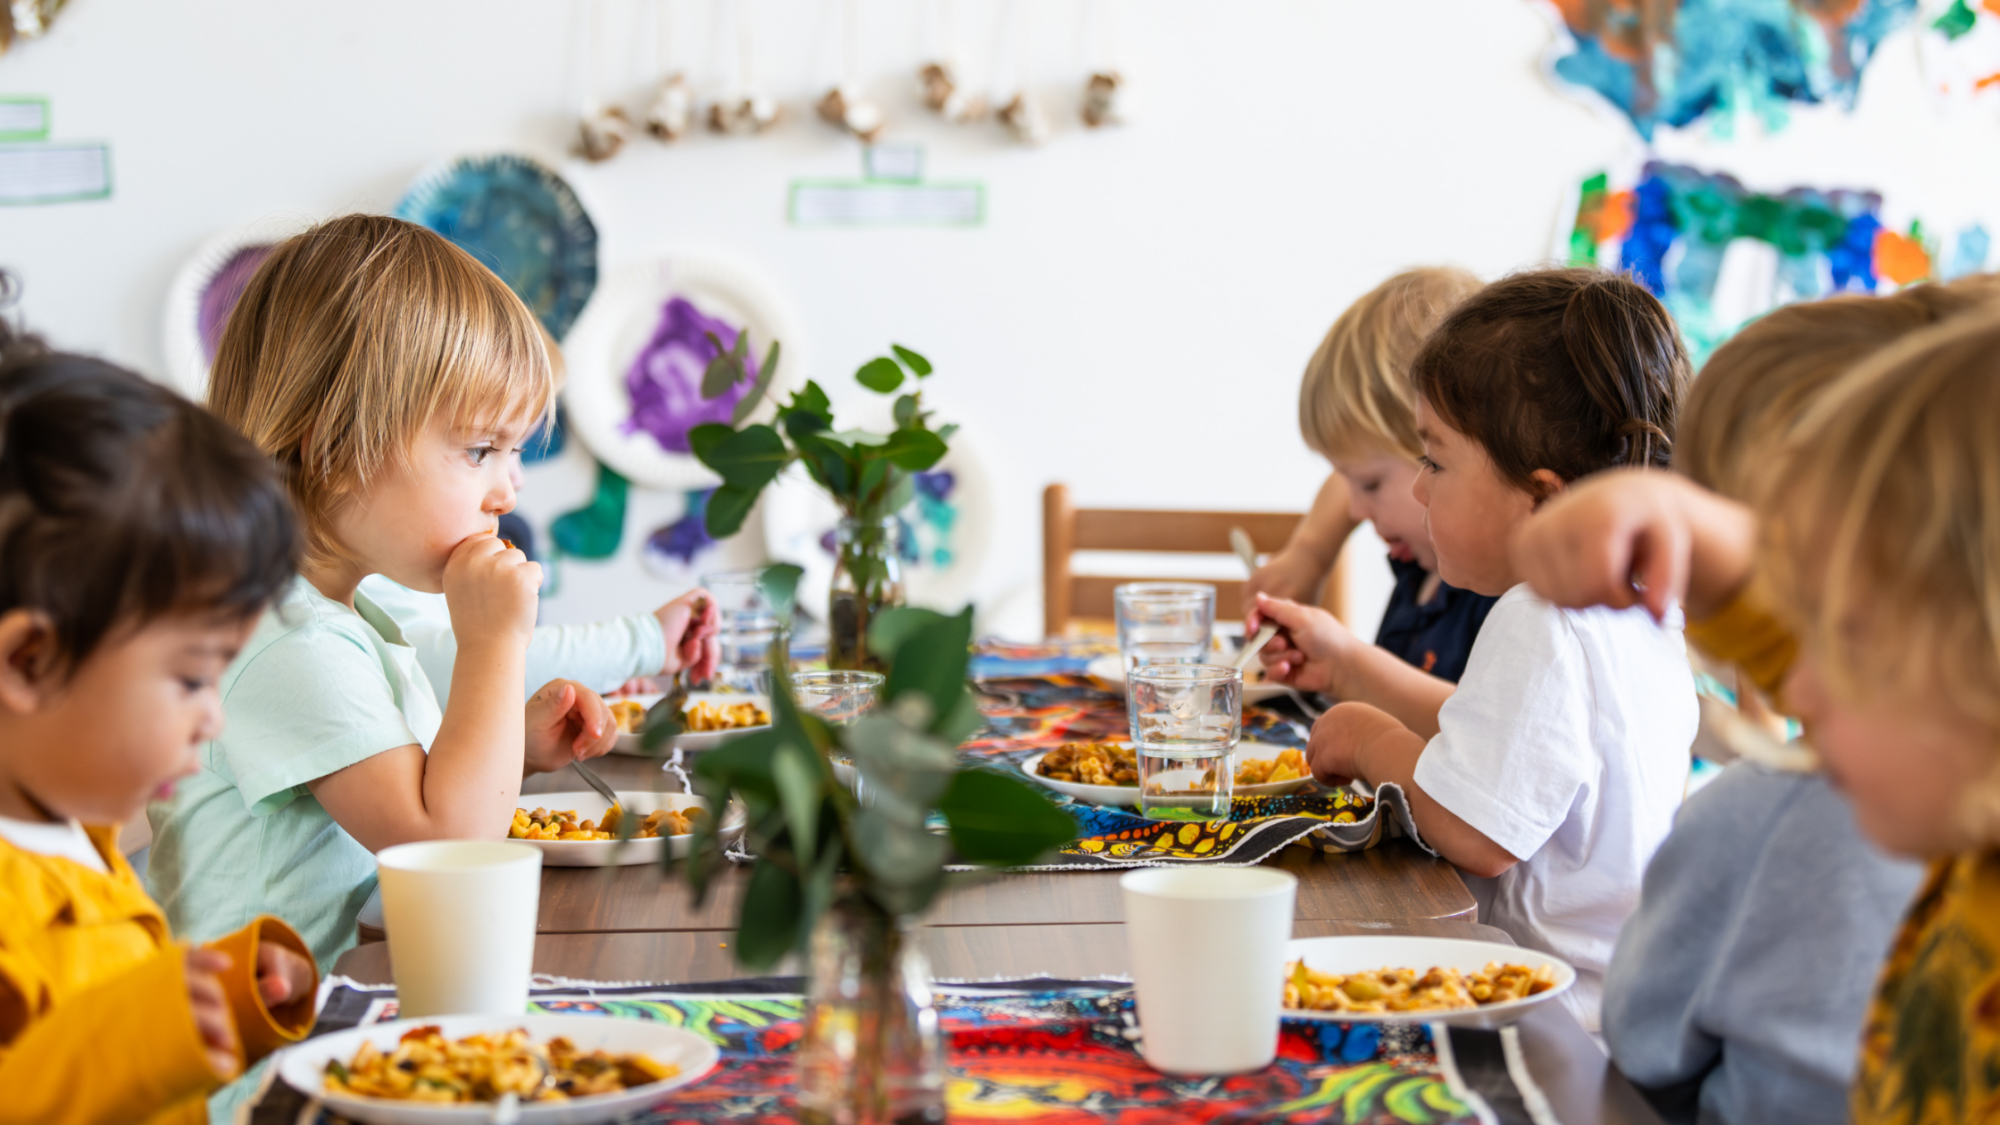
1540, 0, 1915, 139
643, 489, 722, 580
394, 153, 598, 343
161, 219, 304, 400
562, 256, 803, 491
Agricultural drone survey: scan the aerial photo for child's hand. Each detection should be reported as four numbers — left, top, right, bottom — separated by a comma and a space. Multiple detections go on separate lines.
255, 941, 315, 1010
524, 679, 618, 773
184, 947, 239, 1080
1305, 702, 1405, 787
1243, 547, 1327, 611
1246, 593, 1361, 694
1509, 468, 1756, 622
654, 589, 720, 684
443, 533, 541, 653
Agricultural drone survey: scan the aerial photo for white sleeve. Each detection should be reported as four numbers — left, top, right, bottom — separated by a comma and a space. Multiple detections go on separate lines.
1411, 594, 1597, 862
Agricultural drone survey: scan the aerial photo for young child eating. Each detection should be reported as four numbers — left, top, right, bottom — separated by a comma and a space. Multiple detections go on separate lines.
1513, 305, 2000, 1123
1305, 268, 1697, 1030
147, 214, 625, 972
1246, 268, 1493, 738
0, 326, 318, 1124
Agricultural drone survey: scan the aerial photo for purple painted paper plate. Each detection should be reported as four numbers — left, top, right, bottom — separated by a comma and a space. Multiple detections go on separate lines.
562, 255, 804, 491
160, 217, 306, 399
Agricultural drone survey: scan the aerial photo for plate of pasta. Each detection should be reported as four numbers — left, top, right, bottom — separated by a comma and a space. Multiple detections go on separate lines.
1020, 742, 1314, 808
279, 1013, 719, 1123
507, 791, 741, 866
1280, 936, 1574, 1029
607, 692, 771, 755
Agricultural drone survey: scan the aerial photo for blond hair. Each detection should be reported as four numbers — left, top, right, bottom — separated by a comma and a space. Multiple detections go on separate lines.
1759, 308, 2000, 768
1680, 277, 2000, 499
1298, 267, 1482, 461
208, 215, 556, 564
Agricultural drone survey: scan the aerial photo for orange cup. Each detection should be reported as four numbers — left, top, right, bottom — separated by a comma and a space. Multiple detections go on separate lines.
202, 915, 318, 1061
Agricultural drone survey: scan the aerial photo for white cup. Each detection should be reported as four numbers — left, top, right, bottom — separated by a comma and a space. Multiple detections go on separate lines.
377, 840, 542, 1017
1119, 866, 1298, 1074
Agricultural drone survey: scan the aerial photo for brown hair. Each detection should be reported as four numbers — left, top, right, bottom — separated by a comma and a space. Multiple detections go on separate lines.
1298, 267, 1482, 460
1679, 277, 2000, 499
0, 328, 298, 679
1759, 308, 2000, 767
208, 214, 556, 564
1409, 267, 1689, 492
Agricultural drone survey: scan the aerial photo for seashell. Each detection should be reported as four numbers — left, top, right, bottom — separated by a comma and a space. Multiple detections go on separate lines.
1081, 70, 1123, 128
708, 94, 783, 136
816, 86, 886, 143
919, 62, 986, 123
998, 92, 1050, 145
577, 106, 632, 162
643, 74, 694, 142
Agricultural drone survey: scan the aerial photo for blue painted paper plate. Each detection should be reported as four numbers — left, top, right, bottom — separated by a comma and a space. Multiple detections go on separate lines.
394, 152, 598, 342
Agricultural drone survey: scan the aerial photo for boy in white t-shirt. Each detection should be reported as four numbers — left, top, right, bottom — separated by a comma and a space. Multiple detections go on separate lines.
1285, 269, 1699, 1029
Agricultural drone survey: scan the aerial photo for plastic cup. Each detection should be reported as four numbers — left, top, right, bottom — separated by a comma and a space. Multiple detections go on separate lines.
376, 840, 542, 1017
1119, 866, 1297, 1074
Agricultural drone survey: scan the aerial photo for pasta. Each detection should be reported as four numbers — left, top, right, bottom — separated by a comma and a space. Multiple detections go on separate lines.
607, 698, 769, 735
1036, 742, 1139, 786
508, 804, 702, 841
1283, 960, 1558, 1014
324, 1025, 677, 1103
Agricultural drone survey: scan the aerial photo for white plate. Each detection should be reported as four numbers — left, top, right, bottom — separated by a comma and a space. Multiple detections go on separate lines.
1084, 654, 1289, 704
1280, 935, 1576, 1029
280, 1012, 720, 1124
513, 791, 742, 867
1018, 742, 1311, 808
610, 692, 771, 755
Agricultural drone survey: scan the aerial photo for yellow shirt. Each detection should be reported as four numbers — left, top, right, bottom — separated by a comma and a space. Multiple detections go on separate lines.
0, 826, 316, 1125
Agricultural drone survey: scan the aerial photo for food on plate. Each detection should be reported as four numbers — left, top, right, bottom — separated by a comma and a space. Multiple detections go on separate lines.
323, 1025, 677, 1102
609, 698, 648, 734
1283, 960, 1558, 1014
1036, 742, 1139, 786
1195, 747, 1311, 791
679, 699, 770, 731
509, 804, 702, 841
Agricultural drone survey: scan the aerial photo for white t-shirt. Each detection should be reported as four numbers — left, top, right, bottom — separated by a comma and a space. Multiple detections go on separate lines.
1412, 583, 1696, 1032
0, 814, 109, 873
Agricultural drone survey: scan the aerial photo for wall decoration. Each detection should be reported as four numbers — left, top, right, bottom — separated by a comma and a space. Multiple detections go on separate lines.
708, 0, 782, 135
0, 140, 108, 205
552, 462, 631, 560
1540, 0, 1916, 139
0, 0, 67, 54
562, 255, 803, 492
645, 74, 695, 141
0, 97, 49, 141
1920, 0, 2000, 109
642, 489, 723, 581
1566, 162, 1985, 361
161, 218, 299, 400
817, 0, 887, 143
576, 0, 631, 161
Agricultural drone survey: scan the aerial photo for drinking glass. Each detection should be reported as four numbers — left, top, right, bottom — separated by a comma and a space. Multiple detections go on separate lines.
702, 569, 778, 693
1113, 582, 1215, 674
1128, 664, 1242, 819
792, 669, 884, 726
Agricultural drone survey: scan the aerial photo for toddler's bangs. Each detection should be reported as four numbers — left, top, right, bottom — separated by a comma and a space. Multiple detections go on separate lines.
425, 286, 558, 447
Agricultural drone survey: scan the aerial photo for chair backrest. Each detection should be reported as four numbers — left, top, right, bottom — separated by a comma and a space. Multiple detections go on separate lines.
1042, 483, 1348, 637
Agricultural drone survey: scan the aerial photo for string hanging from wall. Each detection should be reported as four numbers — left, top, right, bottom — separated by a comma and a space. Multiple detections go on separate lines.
1080, 0, 1124, 128
645, 0, 695, 141
817, 0, 887, 142
919, 0, 986, 124
577, 0, 634, 161
709, 0, 781, 135
996, 0, 1050, 145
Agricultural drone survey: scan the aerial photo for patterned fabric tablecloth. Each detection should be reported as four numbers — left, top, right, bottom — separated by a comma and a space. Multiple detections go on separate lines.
251, 977, 1545, 1124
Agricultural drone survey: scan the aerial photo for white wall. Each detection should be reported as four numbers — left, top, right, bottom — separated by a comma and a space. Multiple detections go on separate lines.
6, 1, 1988, 638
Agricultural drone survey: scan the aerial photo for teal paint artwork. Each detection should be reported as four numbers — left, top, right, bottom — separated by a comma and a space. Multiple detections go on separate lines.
551, 462, 630, 560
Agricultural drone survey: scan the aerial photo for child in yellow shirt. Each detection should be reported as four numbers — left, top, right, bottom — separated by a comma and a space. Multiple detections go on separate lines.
1512, 302, 2000, 1124
0, 327, 318, 1124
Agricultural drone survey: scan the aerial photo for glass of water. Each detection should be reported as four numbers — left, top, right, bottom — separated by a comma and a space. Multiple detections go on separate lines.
702, 569, 779, 693
1114, 583, 1216, 674
792, 670, 884, 727
1128, 664, 1242, 819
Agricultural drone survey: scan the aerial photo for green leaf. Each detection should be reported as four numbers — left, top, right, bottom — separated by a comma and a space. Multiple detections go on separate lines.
790, 380, 832, 419
730, 340, 783, 426
793, 432, 855, 497
866, 606, 939, 664
855, 456, 891, 505
881, 606, 973, 738
638, 693, 685, 752
759, 563, 804, 623
701, 331, 746, 400
937, 423, 959, 442
688, 423, 734, 466
735, 859, 803, 970
892, 394, 919, 428
783, 408, 831, 439
843, 711, 958, 822
880, 428, 947, 471
852, 806, 950, 889
890, 344, 933, 377
771, 743, 823, 869
703, 424, 790, 492
939, 769, 1077, 865
703, 485, 759, 538
856, 357, 905, 394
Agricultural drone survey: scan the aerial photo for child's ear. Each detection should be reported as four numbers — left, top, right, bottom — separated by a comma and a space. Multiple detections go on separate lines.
1527, 469, 1567, 510
0, 609, 60, 714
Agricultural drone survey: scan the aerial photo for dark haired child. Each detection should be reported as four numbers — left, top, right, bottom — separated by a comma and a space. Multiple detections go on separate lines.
0, 329, 318, 1124
1302, 268, 1698, 1032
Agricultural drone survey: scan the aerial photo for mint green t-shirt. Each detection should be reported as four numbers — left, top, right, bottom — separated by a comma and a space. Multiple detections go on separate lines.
146, 576, 442, 971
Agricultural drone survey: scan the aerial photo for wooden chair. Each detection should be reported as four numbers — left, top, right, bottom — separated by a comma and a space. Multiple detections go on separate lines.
1042, 483, 1348, 637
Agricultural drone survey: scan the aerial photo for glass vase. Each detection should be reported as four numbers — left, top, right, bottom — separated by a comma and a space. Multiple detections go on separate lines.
796, 900, 945, 1125
828, 517, 905, 672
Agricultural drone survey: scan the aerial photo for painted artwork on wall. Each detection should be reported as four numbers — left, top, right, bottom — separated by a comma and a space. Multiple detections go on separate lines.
1567, 161, 1989, 360
161, 218, 301, 400
1541, 0, 1916, 138
1921, 0, 2000, 109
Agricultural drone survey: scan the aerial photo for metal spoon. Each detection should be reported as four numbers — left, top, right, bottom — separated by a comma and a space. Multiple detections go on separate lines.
1234, 622, 1279, 672
570, 757, 621, 810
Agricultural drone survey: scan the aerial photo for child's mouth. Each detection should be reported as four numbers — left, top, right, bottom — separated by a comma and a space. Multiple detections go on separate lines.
152, 780, 177, 802
1385, 540, 1415, 563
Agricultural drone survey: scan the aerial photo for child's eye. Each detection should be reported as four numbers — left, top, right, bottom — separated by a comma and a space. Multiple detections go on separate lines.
179, 676, 212, 694
1416, 455, 1439, 473
467, 445, 494, 466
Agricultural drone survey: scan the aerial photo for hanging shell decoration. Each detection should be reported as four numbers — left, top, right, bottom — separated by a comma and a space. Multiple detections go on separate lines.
0, 0, 66, 54
815, 86, 886, 143
919, 62, 986, 123
998, 92, 1050, 146
708, 95, 783, 136
578, 106, 633, 162
644, 74, 695, 142
1081, 71, 1123, 128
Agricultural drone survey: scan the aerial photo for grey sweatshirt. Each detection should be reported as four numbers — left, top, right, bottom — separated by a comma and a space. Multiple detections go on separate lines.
1602, 762, 1923, 1125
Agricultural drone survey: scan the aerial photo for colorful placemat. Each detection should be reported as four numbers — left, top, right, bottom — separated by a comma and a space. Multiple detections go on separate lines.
251, 977, 1542, 1124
